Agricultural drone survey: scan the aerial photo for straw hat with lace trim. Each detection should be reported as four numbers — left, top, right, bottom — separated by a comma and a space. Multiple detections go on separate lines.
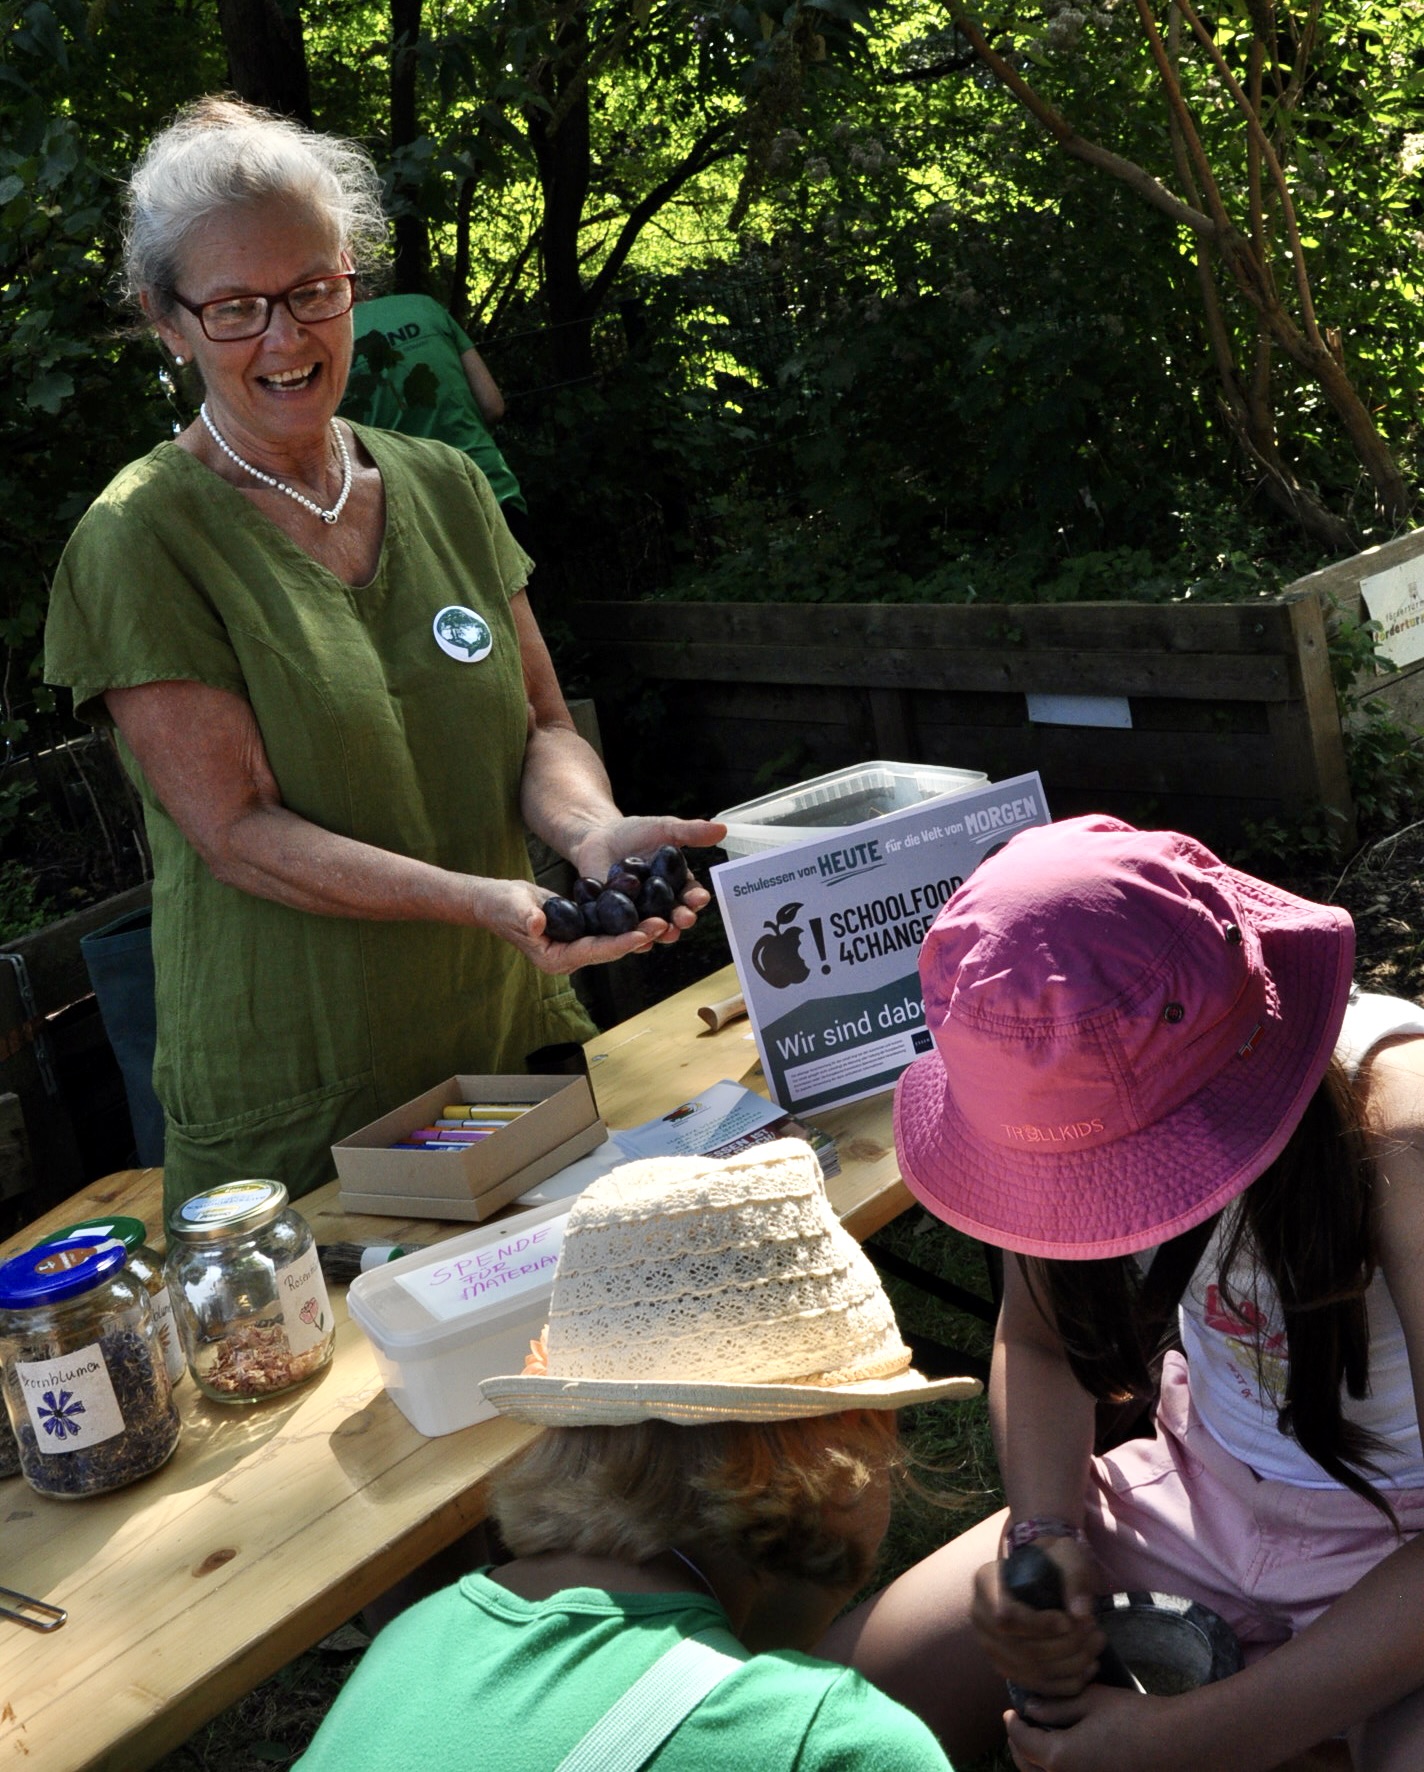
480, 1140, 979, 1426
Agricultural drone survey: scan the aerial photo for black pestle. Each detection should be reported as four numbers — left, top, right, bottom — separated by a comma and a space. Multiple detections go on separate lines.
1002, 1541, 1143, 1721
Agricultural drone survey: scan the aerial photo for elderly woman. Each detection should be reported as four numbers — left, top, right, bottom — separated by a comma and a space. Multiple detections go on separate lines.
43, 97, 722, 1217
294, 1141, 977, 1772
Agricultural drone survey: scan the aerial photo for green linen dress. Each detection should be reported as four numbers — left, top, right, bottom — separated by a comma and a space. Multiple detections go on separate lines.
44, 424, 592, 1217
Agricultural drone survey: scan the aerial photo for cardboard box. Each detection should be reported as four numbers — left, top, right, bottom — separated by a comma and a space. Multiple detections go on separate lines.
333, 1073, 606, 1221
346, 1197, 568, 1435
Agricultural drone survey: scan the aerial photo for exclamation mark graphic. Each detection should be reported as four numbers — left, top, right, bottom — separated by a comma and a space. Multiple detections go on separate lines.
809, 917, 831, 974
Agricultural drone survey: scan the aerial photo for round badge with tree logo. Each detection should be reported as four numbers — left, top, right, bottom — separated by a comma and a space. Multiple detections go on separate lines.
433, 606, 494, 662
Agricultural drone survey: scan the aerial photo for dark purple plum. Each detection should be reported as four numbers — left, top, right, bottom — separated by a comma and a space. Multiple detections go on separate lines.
648, 844, 689, 892
570, 876, 604, 906
581, 900, 602, 936
605, 868, 643, 901
595, 889, 641, 936
637, 876, 677, 922
617, 856, 652, 883
542, 897, 585, 944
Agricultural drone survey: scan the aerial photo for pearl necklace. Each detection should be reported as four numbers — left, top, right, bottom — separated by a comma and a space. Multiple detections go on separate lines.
200, 402, 353, 525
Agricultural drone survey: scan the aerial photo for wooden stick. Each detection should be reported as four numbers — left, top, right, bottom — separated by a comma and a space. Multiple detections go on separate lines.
697, 992, 746, 1032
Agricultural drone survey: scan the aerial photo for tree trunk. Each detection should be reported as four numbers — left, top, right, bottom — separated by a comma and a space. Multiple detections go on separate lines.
216, 0, 312, 123
948, 0, 1412, 543
390, 0, 428, 293
526, 13, 597, 384
449, 177, 475, 326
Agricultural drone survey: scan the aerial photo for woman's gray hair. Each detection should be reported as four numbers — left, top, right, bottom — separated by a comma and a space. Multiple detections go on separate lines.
124, 94, 389, 314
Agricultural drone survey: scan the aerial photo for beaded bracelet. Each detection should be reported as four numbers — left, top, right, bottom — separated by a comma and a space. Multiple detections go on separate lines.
1004, 1516, 1086, 1551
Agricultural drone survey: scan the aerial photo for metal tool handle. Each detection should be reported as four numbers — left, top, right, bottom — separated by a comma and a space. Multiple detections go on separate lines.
0, 1585, 66, 1631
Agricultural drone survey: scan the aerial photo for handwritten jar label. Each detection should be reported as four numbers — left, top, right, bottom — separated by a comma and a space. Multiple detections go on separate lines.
150, 1285, 186, 1386
277, 1246, 332, 1358
16, 1340, 124, 1452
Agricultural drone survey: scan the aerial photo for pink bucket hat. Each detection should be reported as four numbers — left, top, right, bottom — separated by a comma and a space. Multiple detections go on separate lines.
894, 816, 1355, 1259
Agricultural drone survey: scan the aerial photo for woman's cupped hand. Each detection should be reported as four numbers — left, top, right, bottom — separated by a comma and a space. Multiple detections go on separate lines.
572, 816, 727, 947
469, 877, 653, 974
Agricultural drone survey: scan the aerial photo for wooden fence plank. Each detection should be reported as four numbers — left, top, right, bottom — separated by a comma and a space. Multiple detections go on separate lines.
579, 595, 1353, 850
602, 639, 1294, 701
4, 881, 153, 1020
867, 688, 915, 759
0, 1091, 33, 1203
604, 600, 1299, 655
1265, 594, 1354, 840
1287, 529, 1424, 731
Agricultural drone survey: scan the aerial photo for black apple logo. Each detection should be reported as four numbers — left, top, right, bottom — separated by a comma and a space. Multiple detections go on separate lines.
753, 903, 811, 989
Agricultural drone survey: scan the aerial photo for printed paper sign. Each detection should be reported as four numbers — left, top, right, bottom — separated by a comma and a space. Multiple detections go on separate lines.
712, 773, 1050, 1116
615, 1080, 785, 1162
396, 1214, 569, 1322
1361, 558, 1424, 669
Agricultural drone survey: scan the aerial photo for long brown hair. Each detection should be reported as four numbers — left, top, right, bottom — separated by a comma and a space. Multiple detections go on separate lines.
1023, 1059, 1395, 1519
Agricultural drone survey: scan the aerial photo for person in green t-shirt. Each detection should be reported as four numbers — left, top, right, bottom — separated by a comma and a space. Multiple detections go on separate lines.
342, 291, 533, 550
43, 97, 724, 1215
295, 1141, 975, 1772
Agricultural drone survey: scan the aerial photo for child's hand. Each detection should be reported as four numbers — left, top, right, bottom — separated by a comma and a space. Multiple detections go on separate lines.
1004, 1685, 1186, 1771
970, 1537, 1105, 1698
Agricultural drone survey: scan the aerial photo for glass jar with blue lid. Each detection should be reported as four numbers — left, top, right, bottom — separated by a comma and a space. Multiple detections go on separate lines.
0, 1233, 181, 1498
43, 1214, 185, 1388
165, 1180, 334, 1403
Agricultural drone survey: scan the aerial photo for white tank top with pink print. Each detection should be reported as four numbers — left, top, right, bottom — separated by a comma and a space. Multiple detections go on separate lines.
1177, 989, 1424, 1489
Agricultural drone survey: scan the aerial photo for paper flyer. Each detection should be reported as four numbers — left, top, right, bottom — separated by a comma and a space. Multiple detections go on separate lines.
614, 1079, 786, 1161
712, 772, 1050, 1116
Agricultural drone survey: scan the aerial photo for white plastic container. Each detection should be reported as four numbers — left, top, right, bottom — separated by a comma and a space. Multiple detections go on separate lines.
716, 761, 990, 861
346, 1199, 568, 1436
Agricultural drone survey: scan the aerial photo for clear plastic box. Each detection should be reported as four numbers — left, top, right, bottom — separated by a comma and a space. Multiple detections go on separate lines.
346, 1199, 568, 1436
716, 761, 990, 861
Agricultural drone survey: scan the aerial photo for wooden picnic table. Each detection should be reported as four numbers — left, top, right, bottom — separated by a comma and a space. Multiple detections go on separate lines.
0, 963, 915, 1772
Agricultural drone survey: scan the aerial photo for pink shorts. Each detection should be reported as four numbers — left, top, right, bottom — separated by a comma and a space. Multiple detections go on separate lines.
1083, 1352, 1424, 1663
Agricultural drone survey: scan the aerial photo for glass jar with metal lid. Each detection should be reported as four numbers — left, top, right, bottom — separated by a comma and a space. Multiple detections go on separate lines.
0, 1233, 181, 1498
43, 1214, 185, 1388
165, 1181, 334, 1403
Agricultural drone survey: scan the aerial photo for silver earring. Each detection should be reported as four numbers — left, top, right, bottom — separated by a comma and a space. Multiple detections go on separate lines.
173, 354, 185, 366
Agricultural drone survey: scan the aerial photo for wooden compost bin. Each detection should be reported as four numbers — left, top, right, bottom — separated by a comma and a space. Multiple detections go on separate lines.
1286, 528, 1424, 734
574, 594, 1353, 852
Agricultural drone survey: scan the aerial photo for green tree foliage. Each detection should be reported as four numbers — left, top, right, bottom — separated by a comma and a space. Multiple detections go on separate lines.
935, 0, 1424, 544
0, 0, 222, 729
5, 0, 1424, 725
487, 3, 1340, 616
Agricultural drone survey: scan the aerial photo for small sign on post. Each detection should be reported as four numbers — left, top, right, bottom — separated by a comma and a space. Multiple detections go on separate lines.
712, 773, 1050, 1117
1361, 558, 1424, 669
